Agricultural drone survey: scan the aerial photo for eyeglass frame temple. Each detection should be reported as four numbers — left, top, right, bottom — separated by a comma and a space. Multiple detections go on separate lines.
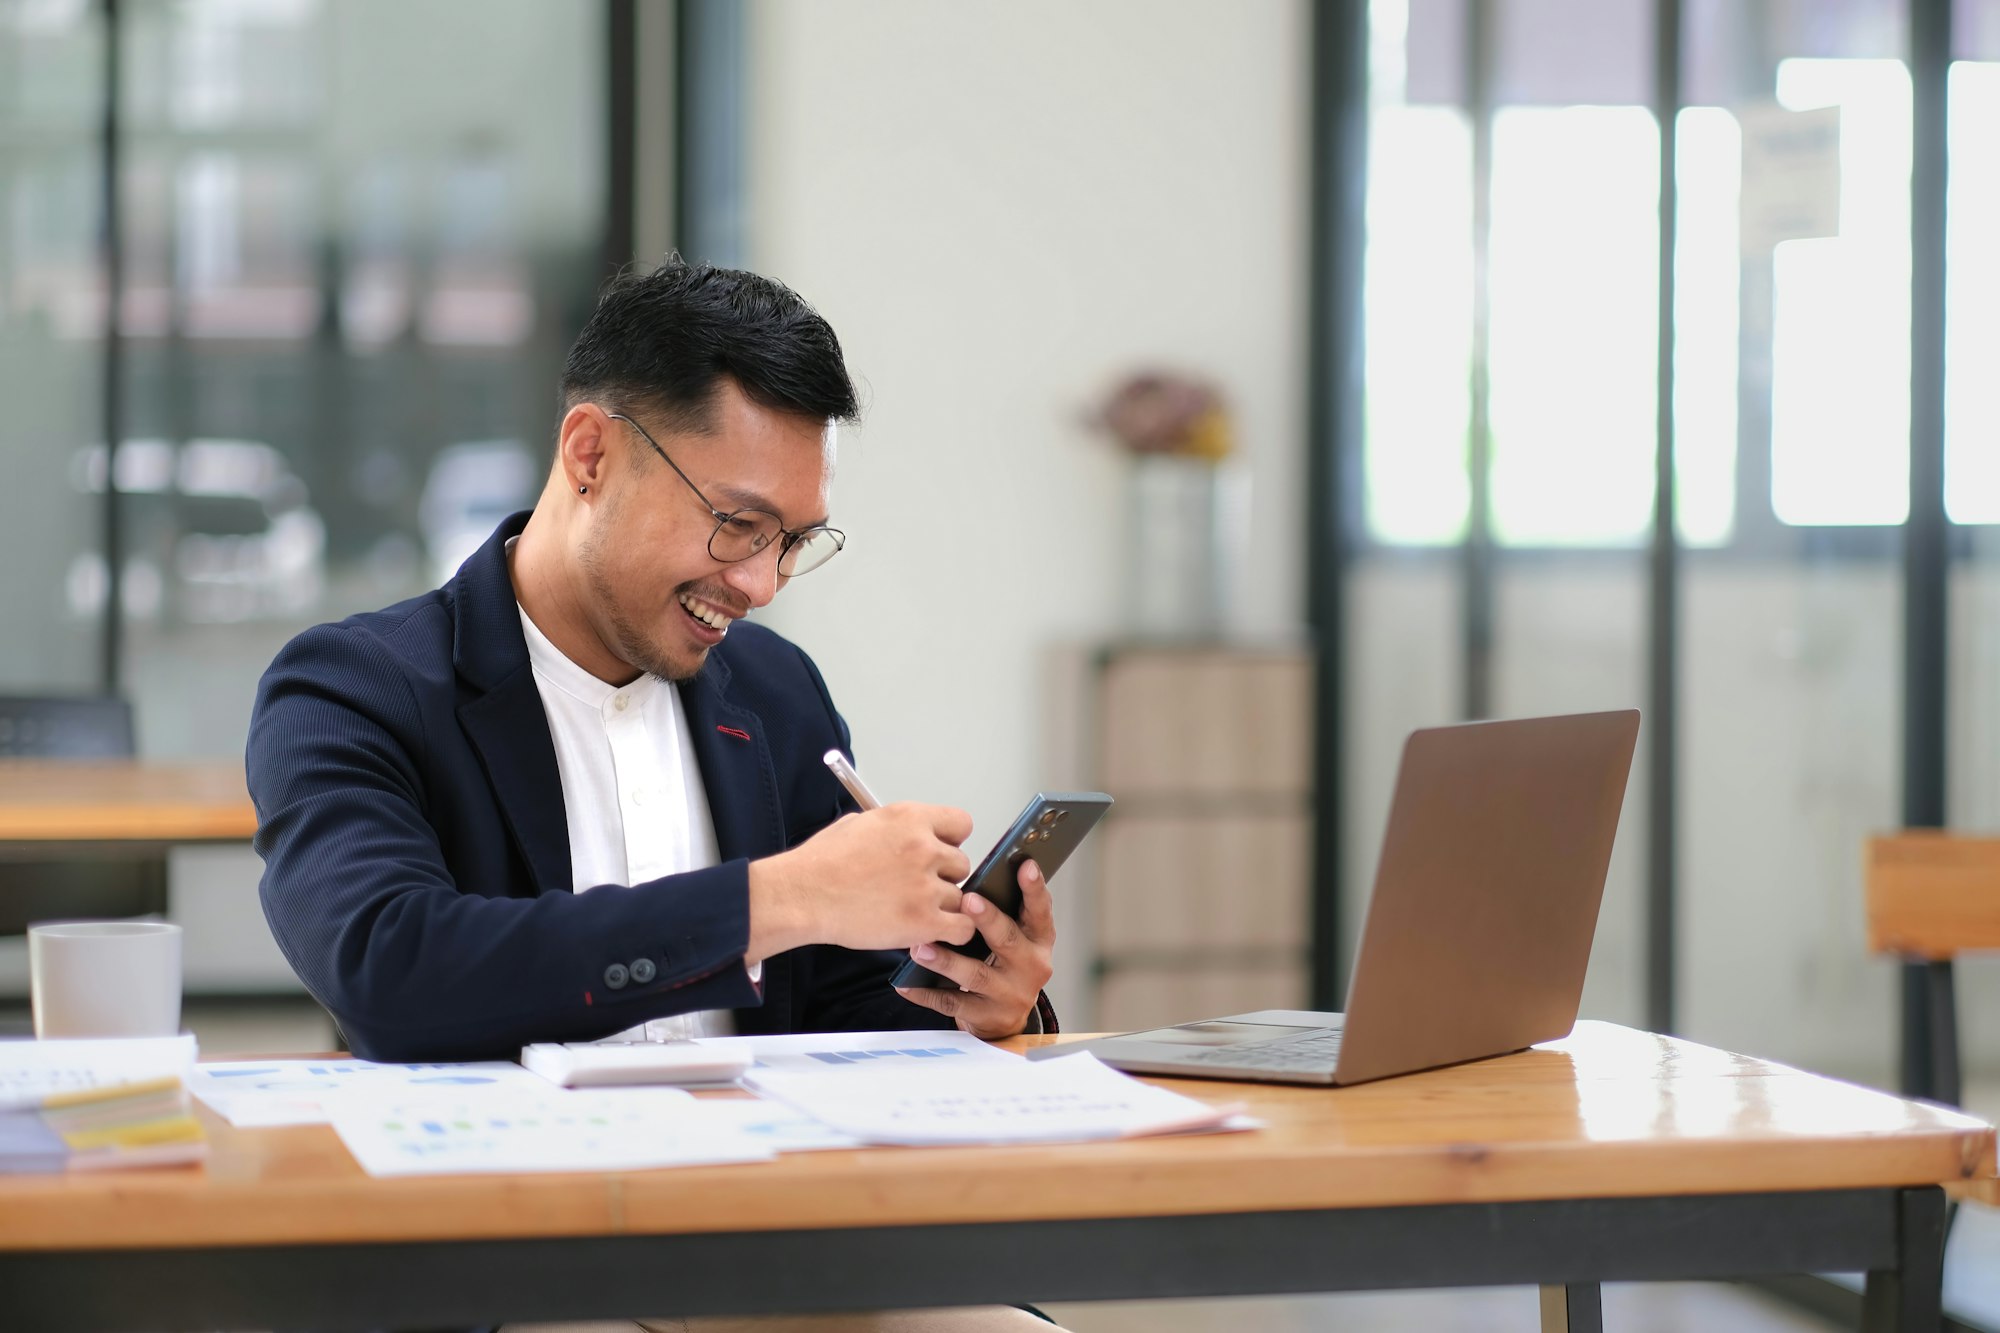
603, 411, 844, 567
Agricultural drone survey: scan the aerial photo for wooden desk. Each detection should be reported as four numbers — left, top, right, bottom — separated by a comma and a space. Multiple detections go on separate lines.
0, 759, 256, 852
0, 1022, 1992, 1332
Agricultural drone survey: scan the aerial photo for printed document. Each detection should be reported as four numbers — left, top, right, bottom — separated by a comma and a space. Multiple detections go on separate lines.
683, 1096, 865, 1153
327, 1086, 767, 1177
742, 1051, 1249, 1146
188, 1057, 559, 1127
0, 1034, 198, 1111
691, 1029, 1020, 1075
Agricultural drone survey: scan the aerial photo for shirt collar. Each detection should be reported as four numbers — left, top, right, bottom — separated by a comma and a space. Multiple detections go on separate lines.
510, 549, 657, 711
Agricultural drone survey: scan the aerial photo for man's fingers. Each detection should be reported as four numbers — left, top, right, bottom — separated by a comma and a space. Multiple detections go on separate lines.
1014, 860, 1057, 944
963, 893, 1022, 956
910, 943, 995, 995
897, 952, 1038, 1041
932, 910, 977, 947
910, 802, 974, 847
936, 845, 972, 884
898, 982, 1016, 1040
895, 985, 963, 1019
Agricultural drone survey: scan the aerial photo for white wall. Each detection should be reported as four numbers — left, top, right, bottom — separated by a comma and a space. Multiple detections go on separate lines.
743, 0, 1312, 1015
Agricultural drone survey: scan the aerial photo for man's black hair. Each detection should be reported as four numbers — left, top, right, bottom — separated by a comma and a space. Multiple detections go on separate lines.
560, 255, 860, 437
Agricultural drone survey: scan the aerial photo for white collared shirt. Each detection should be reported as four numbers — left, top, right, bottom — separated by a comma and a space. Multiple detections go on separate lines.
517, 603, 751, 1042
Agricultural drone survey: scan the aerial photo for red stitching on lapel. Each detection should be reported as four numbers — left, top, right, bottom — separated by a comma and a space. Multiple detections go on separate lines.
716, 725, 752, 741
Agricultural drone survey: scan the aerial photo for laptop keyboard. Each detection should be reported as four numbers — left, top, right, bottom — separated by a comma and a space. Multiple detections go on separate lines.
1170, 1025, 1345, 1071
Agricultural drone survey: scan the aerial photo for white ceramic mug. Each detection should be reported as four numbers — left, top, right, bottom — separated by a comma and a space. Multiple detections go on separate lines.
28, 920, 183, 1039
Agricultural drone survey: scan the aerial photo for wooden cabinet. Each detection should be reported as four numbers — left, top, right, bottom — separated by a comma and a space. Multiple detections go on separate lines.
1086, 645, 1314, 1031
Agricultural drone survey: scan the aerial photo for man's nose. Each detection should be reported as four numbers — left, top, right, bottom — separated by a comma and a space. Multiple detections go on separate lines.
719, 544, 784, 608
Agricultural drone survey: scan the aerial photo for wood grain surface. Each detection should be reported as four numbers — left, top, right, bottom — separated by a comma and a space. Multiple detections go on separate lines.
0, 760, 255, 844
1868, 831, 2000, 958
0, 1022, 1991, 1252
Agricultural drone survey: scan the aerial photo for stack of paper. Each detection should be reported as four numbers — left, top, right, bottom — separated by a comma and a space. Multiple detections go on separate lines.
164, 1034, 1254, 1179
184, 1053, 853, 1177
511, 1030, 1020, 1092
0, 1076, 206, 1174
742, 1051, 1249, 1147
0, 1034, 198, 1110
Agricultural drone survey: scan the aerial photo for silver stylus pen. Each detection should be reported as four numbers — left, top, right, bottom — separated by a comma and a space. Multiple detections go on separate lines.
822, 749, 883, 811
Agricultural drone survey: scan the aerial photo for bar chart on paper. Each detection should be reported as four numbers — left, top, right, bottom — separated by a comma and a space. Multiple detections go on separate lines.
325, 1087, 762, 1177
187, 1059, 558, 1126
689, 1030, 1023, 1073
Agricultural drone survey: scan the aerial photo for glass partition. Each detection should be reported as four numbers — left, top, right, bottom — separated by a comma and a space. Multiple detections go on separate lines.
109, 0, 607, 761
1946, 2, 2000, 1243
0, 0, 107, 693
1677, 0, 1906, 1082
1485, 0, 1654, 1029
1349, 0, 1466, 970
0, 0, 613, 1000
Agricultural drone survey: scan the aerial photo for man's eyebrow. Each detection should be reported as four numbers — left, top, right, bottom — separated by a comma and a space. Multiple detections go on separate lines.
709, 480, 829, 529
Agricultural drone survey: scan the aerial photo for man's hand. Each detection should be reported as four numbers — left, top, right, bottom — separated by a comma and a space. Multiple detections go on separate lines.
894, 857, 1055, 1039
747, 803, 977, 963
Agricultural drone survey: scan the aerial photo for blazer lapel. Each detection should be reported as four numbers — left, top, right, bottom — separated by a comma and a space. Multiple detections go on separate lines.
682, 651, 794, 1030
680, 653, 786, 863
451, 512, 573, 895
459, 670, 573, 895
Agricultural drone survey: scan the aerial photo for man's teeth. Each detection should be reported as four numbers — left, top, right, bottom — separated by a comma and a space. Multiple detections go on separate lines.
678, 594, 732, 631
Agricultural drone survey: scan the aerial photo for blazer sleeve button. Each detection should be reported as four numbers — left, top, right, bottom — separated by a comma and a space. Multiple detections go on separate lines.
603, 962, 630, 990
629, 958, 657, 985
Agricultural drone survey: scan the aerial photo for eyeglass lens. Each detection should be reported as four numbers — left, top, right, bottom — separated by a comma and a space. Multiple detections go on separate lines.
708, 515, 843, 576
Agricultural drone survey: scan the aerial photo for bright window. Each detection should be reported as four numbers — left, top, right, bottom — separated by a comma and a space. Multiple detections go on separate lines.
1487, 105, 1658, 547
1363, 105, 1474, 546
1358, 36, 1994, 545
1672, 106, 1742, 547
1768, 58, 1913, 527
1946, 62, 2000, 523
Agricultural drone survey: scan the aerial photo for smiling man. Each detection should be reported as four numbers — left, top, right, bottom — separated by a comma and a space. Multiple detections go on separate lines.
247, 258, 1057, 1081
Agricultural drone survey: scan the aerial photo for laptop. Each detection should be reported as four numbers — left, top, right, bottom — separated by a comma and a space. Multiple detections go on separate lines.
1030, 709, 1640, 1086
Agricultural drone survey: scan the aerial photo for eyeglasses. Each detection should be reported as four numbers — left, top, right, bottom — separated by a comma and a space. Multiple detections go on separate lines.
607, 412, 846, 577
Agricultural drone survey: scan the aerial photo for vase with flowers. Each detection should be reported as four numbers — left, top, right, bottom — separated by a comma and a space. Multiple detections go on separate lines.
1089, 371, 1244, 639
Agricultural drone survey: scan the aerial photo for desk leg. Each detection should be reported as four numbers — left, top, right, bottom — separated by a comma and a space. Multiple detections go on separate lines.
1539, 1283, 1603, 1333
1861, 1186, 1947, 1333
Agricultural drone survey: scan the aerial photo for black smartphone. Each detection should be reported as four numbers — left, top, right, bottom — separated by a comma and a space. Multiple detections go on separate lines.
889, 790, 1114, 991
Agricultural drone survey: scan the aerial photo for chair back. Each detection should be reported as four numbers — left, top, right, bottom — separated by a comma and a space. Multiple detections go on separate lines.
0, 696, 161, 943
1866, 832, 2000, 959
0, 696, 135, 760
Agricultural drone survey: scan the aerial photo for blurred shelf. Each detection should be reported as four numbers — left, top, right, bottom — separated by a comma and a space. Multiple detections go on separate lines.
1087, 644, 1315, 1033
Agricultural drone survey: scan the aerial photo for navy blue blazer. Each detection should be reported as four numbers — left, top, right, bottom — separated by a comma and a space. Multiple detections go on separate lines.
247, 511, 992, 1062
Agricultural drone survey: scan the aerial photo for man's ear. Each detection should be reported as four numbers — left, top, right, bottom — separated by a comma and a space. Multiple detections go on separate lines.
558, 404, 612, 495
